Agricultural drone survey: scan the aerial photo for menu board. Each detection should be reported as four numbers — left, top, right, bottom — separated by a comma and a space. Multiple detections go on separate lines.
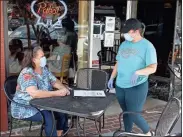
104, 32, 115, 47
105, 17, 115, 31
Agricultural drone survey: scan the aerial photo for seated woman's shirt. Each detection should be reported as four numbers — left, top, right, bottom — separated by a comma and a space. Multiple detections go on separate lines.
11, 67, 57, 119
48, 44, 71, 73
9, 57, 21, 74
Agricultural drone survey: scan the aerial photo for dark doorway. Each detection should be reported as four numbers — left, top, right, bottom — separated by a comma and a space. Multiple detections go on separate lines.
137, 0, 177, 77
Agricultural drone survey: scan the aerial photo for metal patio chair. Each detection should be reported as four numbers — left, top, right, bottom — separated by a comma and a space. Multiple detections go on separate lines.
113, 96, 181, 137
75, 68, 109, 135
4, 76, 45, 137
97, 49, 117, 70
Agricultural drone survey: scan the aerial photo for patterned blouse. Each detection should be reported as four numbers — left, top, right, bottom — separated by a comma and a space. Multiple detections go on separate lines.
11, 67, 57, 119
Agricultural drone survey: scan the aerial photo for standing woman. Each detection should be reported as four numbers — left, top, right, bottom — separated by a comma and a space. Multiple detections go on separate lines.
108, 18, 157, 136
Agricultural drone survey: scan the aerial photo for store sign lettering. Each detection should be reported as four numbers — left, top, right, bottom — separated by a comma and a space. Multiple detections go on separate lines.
37, 2, 62, 15
31, 0, 67, 28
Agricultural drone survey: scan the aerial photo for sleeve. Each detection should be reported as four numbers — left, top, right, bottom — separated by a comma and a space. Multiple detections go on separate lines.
145, 44, 157, 66
20, 73, 37, 91
45, 67, 57, 85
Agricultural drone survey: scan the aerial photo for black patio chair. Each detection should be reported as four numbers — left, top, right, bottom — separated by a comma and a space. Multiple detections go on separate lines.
97, 50, 117, 88
4, 76, 45, 137
75, 68, 109, 135
113, 96, 181, 136
97, 49, 117, 70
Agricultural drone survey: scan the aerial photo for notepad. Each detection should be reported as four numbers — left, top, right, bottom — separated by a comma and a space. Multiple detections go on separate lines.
74, 90, 106, 97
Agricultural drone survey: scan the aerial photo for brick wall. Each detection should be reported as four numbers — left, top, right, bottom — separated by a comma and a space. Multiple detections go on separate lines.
0, 1, 8, 132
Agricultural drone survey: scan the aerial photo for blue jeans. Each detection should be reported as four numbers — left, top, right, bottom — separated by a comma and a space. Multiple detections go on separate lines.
115, 81, 150, 134
25, 110, 68, 136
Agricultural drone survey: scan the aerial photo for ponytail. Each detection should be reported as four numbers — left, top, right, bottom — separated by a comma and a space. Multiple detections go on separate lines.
140, 22, 146, 36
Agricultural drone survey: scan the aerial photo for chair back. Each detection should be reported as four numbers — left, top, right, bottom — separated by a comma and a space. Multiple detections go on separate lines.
60, 54, 71, 83
76, 68, 109, 91
97, 49, 117, 69
61, 54, 71, 77
155, 97, 181, 136
4, 76, 18, 103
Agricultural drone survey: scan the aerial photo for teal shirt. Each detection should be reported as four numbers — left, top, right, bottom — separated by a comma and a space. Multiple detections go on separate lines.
116, 38, 157, 88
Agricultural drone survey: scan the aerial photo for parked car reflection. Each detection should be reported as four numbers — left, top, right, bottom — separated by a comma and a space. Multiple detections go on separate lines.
9, 25, 37, 48
8, 25, 68, 48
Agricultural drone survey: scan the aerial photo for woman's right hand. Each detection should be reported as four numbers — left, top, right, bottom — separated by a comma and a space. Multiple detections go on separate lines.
108, 78, 114, 89
54, 89, 68, 97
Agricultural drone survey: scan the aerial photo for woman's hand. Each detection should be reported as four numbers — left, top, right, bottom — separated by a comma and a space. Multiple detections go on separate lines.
66, 90, 70, 96
54, 88, 69, 96
108, 78, 114, 89
54, 90, 66, 96
130, 72, 139, 85
62, 87, 70, 96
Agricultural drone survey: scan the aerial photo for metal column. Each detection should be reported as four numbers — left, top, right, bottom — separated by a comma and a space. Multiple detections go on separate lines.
126, 0, 138, 19
169, 0, 181, 98
88, 0, 94, 68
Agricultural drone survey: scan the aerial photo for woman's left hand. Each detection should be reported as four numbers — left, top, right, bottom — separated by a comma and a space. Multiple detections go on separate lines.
62, 87, 71, 96
66, 90, 70, 96
131, 72, 139, 85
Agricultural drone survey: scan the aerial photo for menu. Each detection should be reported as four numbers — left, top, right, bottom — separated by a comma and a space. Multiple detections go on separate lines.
74, 90, 106, 97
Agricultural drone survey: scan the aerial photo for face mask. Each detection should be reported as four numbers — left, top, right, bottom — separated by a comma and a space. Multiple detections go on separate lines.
40, 56, 47, 67
124, 33, 134, 41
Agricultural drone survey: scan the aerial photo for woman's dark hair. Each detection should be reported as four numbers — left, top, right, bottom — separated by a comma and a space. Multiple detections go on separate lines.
40, 39, 59, 52
9, 39, 23, 57
62, 14, 75, 32
21, 46, 43, 69
50, 39, 60, 50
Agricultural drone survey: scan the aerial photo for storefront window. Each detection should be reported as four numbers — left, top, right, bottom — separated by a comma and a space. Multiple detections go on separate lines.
6, 0, 90, 78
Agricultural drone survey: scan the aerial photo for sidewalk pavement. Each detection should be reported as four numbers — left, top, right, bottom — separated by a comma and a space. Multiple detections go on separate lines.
1, 96, 171, 136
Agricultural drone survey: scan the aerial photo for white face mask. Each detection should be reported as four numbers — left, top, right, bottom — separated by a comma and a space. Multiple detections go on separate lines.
40, 56, 47, 67
124, 33, 134, 41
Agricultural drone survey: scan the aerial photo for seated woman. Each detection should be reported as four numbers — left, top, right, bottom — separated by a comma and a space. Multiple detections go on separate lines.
11, 46, 70, 137
9, 39, 24, 74
47, 37, 71, 73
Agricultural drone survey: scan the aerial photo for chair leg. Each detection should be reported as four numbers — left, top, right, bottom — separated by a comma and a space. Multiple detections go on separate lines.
9, 117, 13, 137
99, 117, 102, 137
102, 113, 105, 128
71, 116, 77, 128
40, 124, 44, 137
29, 121, 32, 131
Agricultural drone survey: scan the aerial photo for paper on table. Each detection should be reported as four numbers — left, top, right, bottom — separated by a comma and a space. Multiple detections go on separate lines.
74, 90, 106, 97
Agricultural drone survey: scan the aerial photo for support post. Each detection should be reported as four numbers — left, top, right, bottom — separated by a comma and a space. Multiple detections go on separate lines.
88, 0, 94, 68
77, 0, 89, 69
170, 0, 180, 98
126, 0, 138, 19
0, 0, 8, 132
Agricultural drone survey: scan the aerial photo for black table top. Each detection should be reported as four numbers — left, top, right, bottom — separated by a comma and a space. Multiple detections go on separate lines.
30, 91, 116, 117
